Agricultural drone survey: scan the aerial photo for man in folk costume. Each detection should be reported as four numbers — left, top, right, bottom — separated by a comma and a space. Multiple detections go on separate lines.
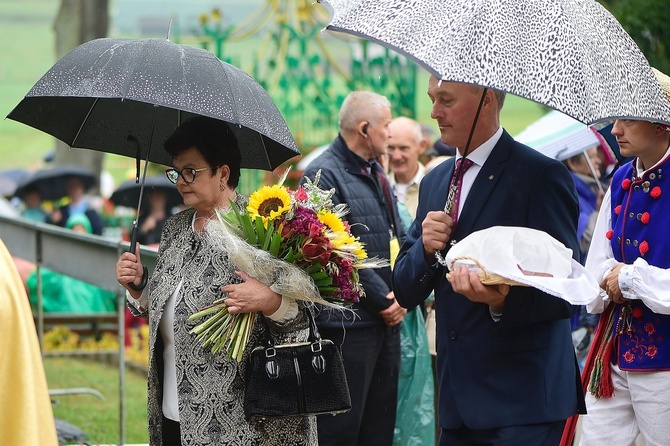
580, 68, 670, 445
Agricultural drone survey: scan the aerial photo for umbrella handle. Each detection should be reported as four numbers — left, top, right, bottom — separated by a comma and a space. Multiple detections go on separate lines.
127, 223, 148, 291
128, 265, 148, 291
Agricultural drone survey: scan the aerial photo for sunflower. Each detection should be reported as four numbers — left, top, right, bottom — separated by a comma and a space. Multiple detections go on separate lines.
318, 210, 346, 233
247, 185, 291, 226
319, 211, 350, 247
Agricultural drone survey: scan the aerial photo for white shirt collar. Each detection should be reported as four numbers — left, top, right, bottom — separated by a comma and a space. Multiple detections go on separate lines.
389, 162, 426, 187
454, 127, 503, 167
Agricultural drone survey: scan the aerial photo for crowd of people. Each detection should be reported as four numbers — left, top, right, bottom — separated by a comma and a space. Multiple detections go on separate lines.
6, 64, 670, 445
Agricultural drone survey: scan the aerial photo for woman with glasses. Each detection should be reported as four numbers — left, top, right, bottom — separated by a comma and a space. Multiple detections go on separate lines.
115, 116, 316, 446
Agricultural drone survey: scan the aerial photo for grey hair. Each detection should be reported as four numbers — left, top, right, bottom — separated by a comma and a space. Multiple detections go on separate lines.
339, 91, 392, 132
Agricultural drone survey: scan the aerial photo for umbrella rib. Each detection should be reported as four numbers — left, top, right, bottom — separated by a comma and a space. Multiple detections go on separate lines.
260, 135, 271, 170
71, 97, 99, 147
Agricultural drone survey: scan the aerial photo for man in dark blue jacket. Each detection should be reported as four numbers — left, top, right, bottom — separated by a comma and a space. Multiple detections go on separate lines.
392, 77, 585, 445
302, 91, 406, 446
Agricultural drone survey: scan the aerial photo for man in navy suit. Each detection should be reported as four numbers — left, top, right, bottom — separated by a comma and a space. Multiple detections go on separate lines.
392, 76, 586, 445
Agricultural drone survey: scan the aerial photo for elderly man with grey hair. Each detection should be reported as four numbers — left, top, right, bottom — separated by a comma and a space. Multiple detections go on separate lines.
301, 91, 407, 446
388, 116, 429, 219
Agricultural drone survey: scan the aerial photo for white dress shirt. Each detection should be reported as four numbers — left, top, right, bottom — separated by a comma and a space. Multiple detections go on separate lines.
128, 213, 298, 421
453, 127, 503, 215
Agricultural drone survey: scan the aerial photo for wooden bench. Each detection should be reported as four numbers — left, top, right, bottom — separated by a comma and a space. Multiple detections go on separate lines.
34, 312, 119, 339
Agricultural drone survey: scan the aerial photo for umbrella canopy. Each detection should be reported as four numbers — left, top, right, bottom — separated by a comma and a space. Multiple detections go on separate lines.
110, 175, 182, 212
14, 165, 95, 201
318, 0, 670, 126
7, 37, 300, 171
515, 110, 601, 161
0, 169, 30, 198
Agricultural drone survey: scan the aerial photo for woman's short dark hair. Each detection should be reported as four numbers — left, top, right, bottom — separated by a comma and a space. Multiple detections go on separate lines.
164, 116, 242, 189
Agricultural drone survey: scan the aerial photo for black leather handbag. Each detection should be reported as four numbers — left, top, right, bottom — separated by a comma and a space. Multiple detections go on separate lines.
243, 308, 351, 421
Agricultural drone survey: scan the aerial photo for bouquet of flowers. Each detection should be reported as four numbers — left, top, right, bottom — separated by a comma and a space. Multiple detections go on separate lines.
188, 170, 386, 361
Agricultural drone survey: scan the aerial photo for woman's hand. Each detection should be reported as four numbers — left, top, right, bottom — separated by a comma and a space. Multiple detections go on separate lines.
221, 270, 282, 316
116, 242, 144, 299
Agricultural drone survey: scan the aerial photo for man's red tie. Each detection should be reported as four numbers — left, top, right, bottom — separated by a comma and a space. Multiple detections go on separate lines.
449, 157, 474, 229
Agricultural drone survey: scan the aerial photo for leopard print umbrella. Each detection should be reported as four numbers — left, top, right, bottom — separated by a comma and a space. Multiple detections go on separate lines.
318, 0, 670, 126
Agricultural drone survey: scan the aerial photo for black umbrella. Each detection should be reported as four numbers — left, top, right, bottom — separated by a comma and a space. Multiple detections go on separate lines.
7, 37, 301, 290
0, 168, 30, 198
7, 37, 300, 171
110, 175, 182, 212
14, 165, 95, 201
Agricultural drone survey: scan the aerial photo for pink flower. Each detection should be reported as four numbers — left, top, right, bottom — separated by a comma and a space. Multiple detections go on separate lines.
294, 187, 308, 202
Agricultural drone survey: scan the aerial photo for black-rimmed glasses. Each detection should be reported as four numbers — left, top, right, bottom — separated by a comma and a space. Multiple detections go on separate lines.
165, 166, 213, 184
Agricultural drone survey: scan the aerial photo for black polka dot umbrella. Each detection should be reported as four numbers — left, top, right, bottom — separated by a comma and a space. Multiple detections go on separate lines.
7, 37, 300, 171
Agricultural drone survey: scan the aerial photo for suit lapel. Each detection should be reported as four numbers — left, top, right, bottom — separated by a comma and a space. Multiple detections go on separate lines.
454, 131, 514, 238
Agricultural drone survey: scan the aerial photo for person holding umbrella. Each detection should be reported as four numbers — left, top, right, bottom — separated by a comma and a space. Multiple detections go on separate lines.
116, 116, 316, 446
18, 186, 50, 224
136, 188, 170, 246
51, 176, 105, 236
110, 175, 183, 246
392, 77, 585, 445
579, 68, 670, 446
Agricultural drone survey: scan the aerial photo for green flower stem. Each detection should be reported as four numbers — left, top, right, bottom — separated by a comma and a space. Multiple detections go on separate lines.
190, 308, 228, 335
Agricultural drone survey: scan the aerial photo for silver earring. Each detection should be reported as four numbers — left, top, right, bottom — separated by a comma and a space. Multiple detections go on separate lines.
220, 183, 226, 190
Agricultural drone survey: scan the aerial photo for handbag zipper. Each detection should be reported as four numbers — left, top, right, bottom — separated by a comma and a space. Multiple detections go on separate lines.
292, 349, 306, 414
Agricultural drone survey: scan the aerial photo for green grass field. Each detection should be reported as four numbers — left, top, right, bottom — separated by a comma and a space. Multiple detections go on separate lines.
45, 357, 149, 444
0, 0, 59, 170
0, 0, 547, 177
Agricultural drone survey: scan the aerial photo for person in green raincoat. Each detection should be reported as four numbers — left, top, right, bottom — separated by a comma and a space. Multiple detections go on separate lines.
26, 214, 117, 314
387, 117, 435, 445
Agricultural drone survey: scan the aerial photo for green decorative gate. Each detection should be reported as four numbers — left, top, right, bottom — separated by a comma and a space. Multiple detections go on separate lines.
194, 1, 418, 190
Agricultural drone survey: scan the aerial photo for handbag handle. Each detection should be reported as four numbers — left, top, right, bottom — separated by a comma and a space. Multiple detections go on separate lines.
261, 306, 321, 348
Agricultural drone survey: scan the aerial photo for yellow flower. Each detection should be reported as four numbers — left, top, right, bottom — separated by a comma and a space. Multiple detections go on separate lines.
319, 211, 350, 248
247, 185, 291, 225
351, 240, 368, 260
318, 210, 346, 233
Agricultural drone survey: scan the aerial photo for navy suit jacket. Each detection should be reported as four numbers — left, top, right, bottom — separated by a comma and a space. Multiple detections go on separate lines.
392, 130, 586, 430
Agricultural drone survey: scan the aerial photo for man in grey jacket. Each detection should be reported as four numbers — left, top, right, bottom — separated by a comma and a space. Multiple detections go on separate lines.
301, 91, 406, 446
